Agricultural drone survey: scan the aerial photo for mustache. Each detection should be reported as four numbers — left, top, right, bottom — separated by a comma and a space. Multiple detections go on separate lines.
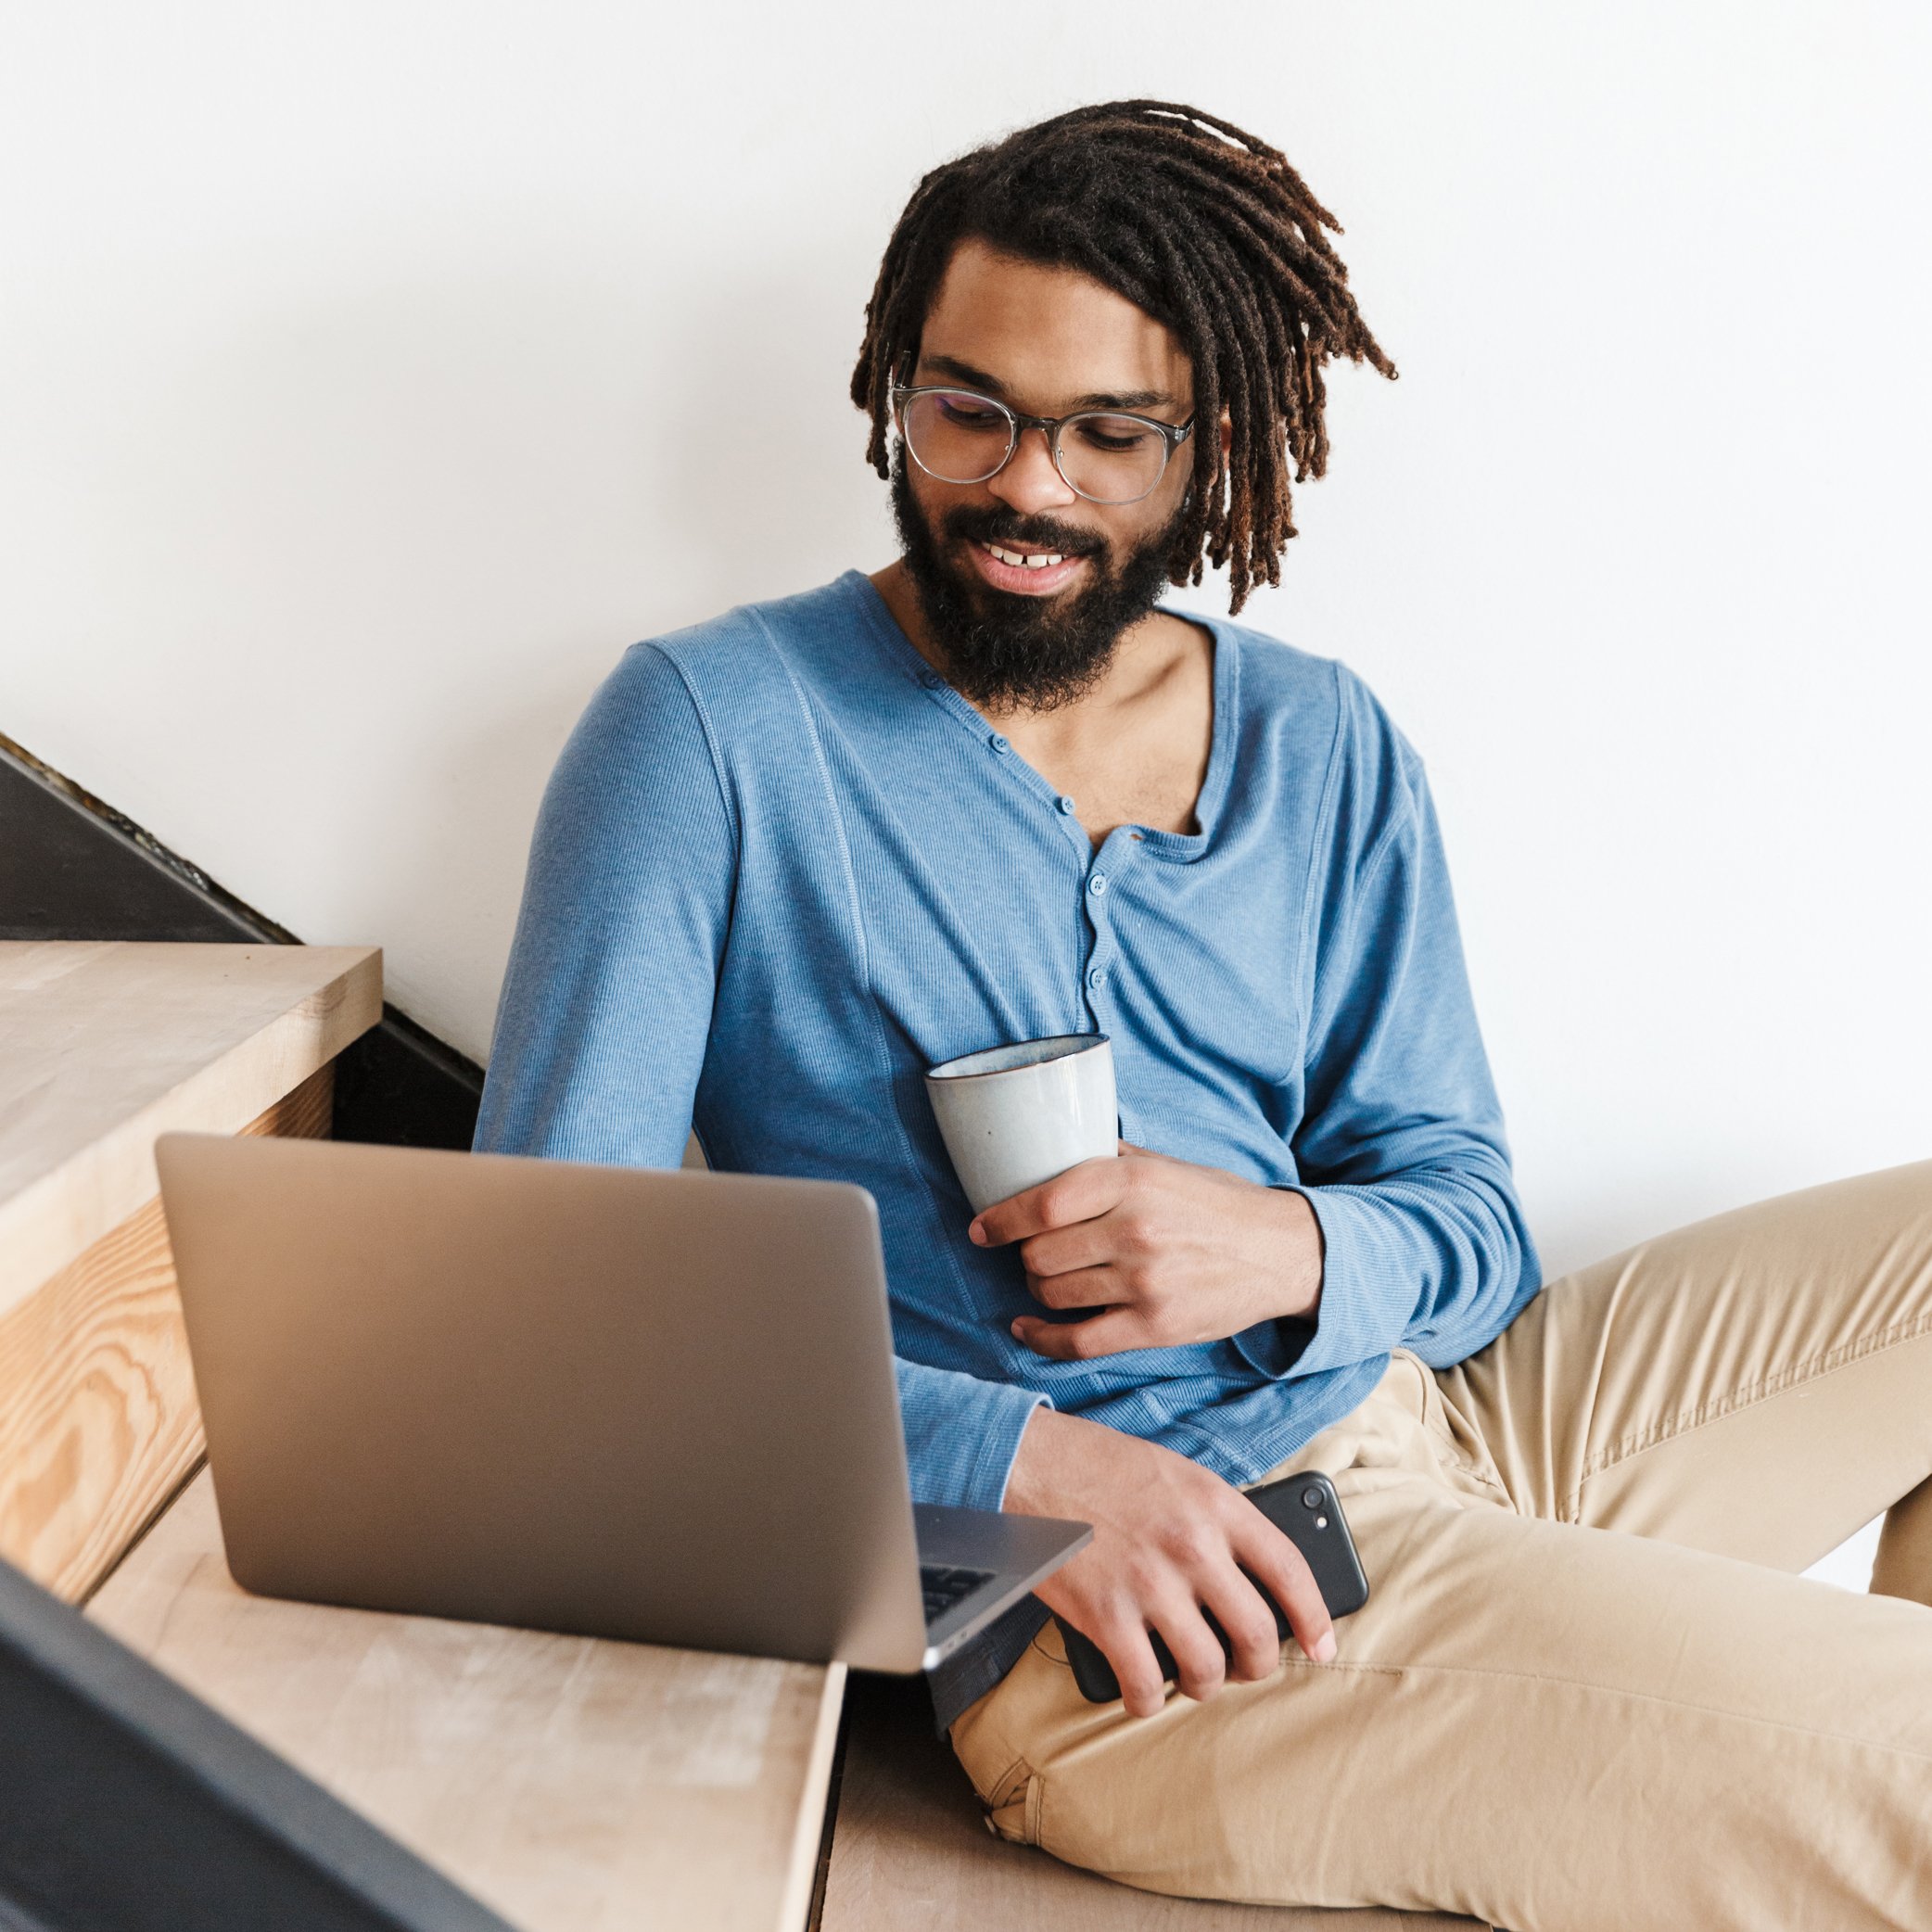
939, 504, 1106, 559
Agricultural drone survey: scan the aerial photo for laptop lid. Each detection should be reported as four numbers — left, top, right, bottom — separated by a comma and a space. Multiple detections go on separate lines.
154, 1134, 935, 1672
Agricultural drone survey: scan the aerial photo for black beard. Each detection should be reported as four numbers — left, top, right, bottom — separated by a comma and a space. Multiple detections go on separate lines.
888, 443, 1186, 712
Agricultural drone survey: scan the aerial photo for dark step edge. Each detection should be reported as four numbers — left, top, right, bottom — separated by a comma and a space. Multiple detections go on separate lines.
0, 729, 483, 1150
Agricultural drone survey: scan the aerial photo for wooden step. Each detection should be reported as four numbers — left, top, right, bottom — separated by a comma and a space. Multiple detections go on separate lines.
0, 940, 380, 1597
90, 1469, 845, 1932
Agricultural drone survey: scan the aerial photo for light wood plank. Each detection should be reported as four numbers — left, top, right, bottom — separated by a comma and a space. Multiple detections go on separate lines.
819, 1675, 1487, 1932
0, 1068, 333, 1601
0, 940, 381, 1315
91, 1474, 846, 1932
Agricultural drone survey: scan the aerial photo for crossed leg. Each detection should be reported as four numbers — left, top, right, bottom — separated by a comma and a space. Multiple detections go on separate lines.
1437, 1156, 1932, 1598
948, 1160, 1932, 1931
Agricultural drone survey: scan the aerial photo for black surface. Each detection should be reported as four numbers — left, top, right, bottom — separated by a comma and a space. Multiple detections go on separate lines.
0, 1556, 513, 1931
0, 754, 261, 944
331, 1005, 483, 1150
0, 743, 483, 1149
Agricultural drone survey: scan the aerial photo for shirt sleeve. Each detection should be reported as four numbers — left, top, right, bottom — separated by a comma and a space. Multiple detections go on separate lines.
896, 1360, 1047, 1513
471, 642, 732, 1170
1229, 706, 1542, 1382
472, 640, 1047, 1510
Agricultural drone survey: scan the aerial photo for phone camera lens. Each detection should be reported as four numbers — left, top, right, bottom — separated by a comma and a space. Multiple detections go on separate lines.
1301, 1485, 1323, 1509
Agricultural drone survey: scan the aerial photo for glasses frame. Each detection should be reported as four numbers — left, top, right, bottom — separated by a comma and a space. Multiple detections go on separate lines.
890, 364, 1195, 506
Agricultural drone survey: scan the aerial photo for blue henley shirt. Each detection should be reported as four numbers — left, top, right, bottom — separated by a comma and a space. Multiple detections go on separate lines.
471, 568, 1542, 1725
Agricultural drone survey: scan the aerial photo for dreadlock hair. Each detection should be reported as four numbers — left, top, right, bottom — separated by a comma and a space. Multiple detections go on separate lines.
851, 100, 1397, 613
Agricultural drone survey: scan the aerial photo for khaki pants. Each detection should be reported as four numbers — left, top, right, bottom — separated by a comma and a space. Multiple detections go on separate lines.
948, 1161, 1932, 1931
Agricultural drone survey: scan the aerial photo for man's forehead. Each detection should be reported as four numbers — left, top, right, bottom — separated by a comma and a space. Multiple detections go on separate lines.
917, 238, 1190, 411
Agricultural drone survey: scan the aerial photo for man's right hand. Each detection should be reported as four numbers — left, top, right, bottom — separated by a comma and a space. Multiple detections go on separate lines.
1003, 1406, 1336, 1720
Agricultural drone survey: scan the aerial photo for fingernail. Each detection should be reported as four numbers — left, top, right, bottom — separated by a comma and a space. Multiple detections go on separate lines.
1315, 1630, 1337, 1664
968, 1219, 986, 1244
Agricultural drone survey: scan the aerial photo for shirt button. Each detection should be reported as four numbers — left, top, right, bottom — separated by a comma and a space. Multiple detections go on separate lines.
1057, 794, 1076, 814
918, 670, 943, 689
1087, 872, 1108, 896
1087, 964, 1109, 989
989, 733, 1010, 755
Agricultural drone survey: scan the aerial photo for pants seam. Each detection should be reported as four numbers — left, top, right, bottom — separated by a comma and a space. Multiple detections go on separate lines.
1565, 1305, 1932, 1515
1430, 1431, 1512, 1500
1266, 1653, 1932, 1765
1028, 1626, 1070, 1669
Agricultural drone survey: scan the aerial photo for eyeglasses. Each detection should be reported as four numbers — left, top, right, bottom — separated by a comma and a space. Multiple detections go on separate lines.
891, 368, 1194, 507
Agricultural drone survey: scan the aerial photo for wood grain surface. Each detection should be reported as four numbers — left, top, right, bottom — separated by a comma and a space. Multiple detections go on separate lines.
817, 1672, 1490, 1932
90, 1474, 847, 1932
0, 940, 380, 1314
0, 1066, 334, 1601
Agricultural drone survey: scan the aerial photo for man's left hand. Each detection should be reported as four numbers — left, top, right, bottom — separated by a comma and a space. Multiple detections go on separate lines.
969, 1140, 1324, 1361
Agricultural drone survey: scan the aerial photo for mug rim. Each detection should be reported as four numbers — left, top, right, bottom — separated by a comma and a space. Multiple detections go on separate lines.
924, 1032, 1111, 1084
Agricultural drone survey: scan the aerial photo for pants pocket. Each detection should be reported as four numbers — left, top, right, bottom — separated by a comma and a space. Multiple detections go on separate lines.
1394, 1347, 1511, 1501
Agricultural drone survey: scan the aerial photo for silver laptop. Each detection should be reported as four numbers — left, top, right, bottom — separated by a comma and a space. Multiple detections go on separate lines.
152, 1133, 1089, 1672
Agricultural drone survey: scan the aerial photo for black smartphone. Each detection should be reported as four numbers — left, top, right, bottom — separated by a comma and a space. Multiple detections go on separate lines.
1055, 1469, 1369, 1705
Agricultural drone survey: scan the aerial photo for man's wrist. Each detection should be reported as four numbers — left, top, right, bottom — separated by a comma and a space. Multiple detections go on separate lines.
1002, 1405, 1080, 1517
1266, 1183, 1325, 1325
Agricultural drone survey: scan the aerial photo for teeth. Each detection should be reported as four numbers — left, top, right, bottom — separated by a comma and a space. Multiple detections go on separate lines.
987, 544, 1065, 568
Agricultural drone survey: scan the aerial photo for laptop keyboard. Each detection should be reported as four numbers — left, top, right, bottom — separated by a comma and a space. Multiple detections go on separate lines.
921, 1563, 995, 1625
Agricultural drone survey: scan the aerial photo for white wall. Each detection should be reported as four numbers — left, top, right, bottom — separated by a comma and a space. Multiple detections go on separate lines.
6, 4, 1928, 1578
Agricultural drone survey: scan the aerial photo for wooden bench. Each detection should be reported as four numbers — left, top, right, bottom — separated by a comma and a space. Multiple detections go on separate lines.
89, 1468, 845, 1931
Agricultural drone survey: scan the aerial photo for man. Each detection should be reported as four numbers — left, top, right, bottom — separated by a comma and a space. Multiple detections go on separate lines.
474, 100, 1932, 1928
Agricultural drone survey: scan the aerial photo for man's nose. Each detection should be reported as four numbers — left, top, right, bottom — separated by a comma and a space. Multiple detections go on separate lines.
987, 426, 1076, 517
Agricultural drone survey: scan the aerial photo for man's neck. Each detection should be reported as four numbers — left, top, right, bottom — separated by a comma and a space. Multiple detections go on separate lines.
867, 559, 1215, 847
867, 558, 1205, 749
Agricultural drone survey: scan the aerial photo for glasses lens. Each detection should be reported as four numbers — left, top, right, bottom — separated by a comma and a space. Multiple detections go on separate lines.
901, 390, 1015, 485
1055, 413, 1173, 504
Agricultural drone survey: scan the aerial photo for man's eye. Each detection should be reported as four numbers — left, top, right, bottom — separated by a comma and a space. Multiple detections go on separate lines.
936, 397, 1007, 430
1074, 417, 1157, 453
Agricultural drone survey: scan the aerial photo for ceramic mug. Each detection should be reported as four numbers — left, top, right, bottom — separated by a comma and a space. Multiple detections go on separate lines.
923, 1034, 1117, 1214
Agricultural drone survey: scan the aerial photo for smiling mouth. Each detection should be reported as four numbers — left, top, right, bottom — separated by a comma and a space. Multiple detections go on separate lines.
966, 540, 1094, 595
